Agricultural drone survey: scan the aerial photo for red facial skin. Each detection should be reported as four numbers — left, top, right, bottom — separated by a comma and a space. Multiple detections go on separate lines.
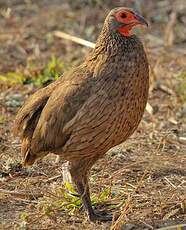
115, 10, 146, 37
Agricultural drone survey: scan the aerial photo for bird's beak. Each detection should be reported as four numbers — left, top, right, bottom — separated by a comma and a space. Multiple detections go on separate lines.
133, 13, 148, 27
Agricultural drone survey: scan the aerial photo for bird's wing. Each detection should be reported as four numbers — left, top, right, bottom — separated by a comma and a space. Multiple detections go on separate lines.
14, 75, 64, 139
30, 67, 93, 154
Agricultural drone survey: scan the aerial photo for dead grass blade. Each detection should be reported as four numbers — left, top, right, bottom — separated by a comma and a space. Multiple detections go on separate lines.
44, 174, 62, 183
110, 168, 150, 230
0, 188, 42, 199
110, 194, 132, 230
54, 31, 95, 48
164, 11, 177, 47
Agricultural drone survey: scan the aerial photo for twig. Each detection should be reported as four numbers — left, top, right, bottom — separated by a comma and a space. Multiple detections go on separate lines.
163, 208, 180, 220
13, 198, 38, 204
157, 83, 174, 95
109, 140, 166, 230
134, 168, 149, 193
140, 220, 153, 229
54, 30, 153, 115
125, 182, 136, 189
145, 102, 153, 115
110, 168, 150, 230
54, 31, 95, 48
164, 11, 177, 47
164, 177, 177, 189
0, 188, 42, 199
110, 194, 132, 230
44, 174, 62, 183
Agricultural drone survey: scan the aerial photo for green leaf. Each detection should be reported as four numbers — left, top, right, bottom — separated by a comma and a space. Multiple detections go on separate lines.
20, 211, 29, 221
0, 72, 25, 85
64, 182, 76, 194
98, 188, 110, 201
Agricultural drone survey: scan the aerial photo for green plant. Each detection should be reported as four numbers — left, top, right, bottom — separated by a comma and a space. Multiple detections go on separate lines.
0, 72, 25, 85
20, 211, 29, 221
33, 56, 63, 86
0, 56, 63, 86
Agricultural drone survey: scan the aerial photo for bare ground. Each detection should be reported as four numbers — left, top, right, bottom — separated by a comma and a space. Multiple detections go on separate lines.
0, 1, 186, 229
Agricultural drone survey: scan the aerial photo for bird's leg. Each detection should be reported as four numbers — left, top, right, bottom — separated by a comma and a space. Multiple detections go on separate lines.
69, 159, 113, 222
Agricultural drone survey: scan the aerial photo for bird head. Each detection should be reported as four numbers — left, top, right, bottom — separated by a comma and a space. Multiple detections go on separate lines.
107, 7, 148, 37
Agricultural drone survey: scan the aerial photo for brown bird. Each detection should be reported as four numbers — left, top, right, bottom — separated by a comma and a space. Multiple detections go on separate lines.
14, 7, 149, 221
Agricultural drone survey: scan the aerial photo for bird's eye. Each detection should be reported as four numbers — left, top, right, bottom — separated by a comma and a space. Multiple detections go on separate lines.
120, 12, 127, 19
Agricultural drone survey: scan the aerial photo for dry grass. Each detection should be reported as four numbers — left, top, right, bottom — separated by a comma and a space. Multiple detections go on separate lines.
0, 0, 186, 229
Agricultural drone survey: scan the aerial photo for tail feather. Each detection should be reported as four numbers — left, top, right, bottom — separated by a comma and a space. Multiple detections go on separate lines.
14, 76, 63, 138
15, 77, 64, 166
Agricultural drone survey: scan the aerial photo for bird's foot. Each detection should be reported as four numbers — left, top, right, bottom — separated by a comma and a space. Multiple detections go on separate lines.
88, 211, 113, 222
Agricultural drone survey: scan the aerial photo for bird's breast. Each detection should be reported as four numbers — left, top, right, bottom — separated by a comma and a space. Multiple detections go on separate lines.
95, 58, 149, 147
63, 52, 149, 158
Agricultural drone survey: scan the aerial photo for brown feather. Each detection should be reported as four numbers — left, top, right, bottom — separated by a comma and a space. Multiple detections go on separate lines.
14, 8, 149, 172
14, 76, 64, 158
14, 7, 149, 221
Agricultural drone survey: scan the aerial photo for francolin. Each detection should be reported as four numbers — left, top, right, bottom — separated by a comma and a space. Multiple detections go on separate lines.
14, 7, 149, 221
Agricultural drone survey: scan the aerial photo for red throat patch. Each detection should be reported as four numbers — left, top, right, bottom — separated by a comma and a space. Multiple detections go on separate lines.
118, 26, 133, 37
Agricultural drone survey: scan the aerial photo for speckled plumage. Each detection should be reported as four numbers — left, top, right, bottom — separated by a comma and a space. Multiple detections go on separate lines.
14, 7, 149, 221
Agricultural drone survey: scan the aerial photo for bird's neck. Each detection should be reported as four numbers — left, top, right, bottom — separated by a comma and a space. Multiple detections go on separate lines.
85, 25, 143, 66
